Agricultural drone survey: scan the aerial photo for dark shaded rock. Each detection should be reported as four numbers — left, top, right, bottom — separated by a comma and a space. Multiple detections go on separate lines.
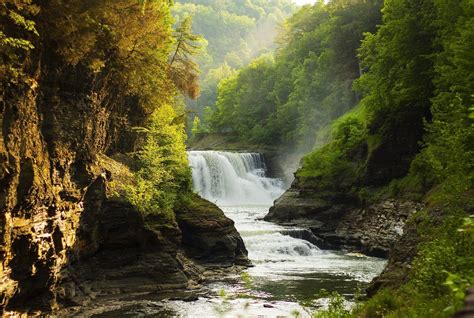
280, 229, 326, 247
453, 287, 474, 318
55, 195, 249, 313
265, 188, 348, 234
175, 194, 250, 266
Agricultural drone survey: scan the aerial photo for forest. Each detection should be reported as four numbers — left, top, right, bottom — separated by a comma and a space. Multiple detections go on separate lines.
173, 0, 296, 124
1, 0, 473, 317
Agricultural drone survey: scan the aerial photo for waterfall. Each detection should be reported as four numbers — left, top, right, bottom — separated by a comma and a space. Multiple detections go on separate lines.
187, 151, 284, 206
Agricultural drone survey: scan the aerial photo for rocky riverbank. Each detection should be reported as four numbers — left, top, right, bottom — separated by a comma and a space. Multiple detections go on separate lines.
263, 167, 435, 297
54, 193, 249, 316
265, 184, 422, 258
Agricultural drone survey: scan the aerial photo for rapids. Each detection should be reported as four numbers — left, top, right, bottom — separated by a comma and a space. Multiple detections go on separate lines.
169, 151, 387, 317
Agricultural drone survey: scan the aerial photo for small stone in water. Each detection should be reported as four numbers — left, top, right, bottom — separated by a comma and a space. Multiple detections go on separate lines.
263, 304, 274, 308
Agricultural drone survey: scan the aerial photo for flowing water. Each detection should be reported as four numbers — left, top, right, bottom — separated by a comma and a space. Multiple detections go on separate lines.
166, 151, 387, 317
88, 151, 386, 317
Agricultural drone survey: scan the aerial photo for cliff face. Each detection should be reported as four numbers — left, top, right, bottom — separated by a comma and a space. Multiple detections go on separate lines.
0, 14, 248, 316
1, 61, 103, 311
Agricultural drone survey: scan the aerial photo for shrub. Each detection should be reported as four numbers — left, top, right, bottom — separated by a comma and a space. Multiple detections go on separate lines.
297, 116, 367, 192
125, 104, 191, 224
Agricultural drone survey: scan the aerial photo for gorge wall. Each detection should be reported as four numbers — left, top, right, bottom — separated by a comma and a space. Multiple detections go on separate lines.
0, 2, 248, 315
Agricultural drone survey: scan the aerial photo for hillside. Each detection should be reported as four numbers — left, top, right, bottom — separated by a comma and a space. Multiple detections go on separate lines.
173, 0, 296, 125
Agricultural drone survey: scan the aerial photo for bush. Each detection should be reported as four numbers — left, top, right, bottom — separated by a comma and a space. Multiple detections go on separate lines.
125, 104, 191, 224
297, 116, 367, 192
313, 291, 352, 318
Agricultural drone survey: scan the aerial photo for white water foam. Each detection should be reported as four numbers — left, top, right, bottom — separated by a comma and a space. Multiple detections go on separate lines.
188, 151, 284, 206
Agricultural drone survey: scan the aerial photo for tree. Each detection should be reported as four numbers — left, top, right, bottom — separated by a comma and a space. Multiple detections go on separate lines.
126, 103, 191, 222
169, 15, 204, 99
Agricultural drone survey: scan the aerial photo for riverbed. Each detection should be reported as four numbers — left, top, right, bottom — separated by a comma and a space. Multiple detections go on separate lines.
164, 204, 386, 317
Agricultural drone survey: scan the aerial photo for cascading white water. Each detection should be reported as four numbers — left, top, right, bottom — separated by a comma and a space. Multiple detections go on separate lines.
188, 151, 284, 206
178, 150, 386, 317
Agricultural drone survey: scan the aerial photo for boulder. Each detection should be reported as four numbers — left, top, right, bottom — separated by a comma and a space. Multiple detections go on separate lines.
175, 194, 250, 266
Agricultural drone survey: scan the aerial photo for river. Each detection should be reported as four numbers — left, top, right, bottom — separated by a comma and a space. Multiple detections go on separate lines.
165, 151, 386, 317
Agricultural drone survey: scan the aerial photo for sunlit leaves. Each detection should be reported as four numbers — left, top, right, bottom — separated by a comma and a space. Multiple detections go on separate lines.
126, 104, 191, 221
1, 0, 40, 83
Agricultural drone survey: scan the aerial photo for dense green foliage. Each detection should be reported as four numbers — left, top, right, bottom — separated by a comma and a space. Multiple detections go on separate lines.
172, 0, 296, 127
204, 0, 382, 151
298, 0, 473, 200
125, 104, 191, 223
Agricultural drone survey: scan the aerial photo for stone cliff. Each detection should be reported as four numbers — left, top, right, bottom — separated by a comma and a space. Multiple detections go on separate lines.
0, 13, 248, 317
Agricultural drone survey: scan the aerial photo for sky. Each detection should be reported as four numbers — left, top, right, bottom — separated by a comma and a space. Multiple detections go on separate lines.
293, 0, 317, 5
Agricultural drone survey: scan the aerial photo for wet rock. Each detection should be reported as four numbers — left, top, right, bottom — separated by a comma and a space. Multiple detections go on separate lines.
280, 229, 325, 247
175, 195, 250, 267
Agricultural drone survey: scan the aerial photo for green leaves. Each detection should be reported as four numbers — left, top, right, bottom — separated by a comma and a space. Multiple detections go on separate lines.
7, 9, 38, 35
205, 1, 382, 151
125, 104, 191, 223
458, 217, 474, 234
169, 15, 204, 99
0, 32, 34, 50
1, 0, 41, 84
443, 271, 471, 306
